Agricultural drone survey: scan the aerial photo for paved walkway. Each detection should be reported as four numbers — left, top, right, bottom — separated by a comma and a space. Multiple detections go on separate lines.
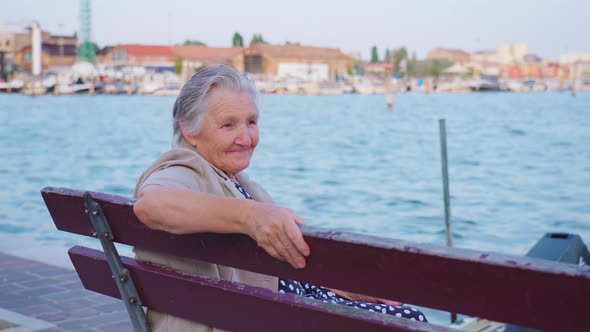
0, 252, 132, 332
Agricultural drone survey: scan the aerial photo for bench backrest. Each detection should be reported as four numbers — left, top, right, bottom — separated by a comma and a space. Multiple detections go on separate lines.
42, 187, 590, 332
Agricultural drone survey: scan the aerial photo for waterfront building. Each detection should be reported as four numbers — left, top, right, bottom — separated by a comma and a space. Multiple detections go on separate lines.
100, 44, 177, 72
173, 45, 244, 72
98, 43, 352, 82
471, 50, 499, 65
427, 47, 471, 64
1, 28, 77, 72
501, 61, 559, 80
470, 50, 501, 76
0, 31, 32, 60
497, 43, 529, 64
243, 43, 353, 81
559, 53, 590, 64
15, 43, 77, 71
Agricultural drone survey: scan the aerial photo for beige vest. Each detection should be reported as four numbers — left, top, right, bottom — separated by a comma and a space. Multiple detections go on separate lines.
133, 139, 278, 332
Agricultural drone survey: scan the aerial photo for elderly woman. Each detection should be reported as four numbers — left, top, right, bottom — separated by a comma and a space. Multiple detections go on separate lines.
133, 65, 427, 331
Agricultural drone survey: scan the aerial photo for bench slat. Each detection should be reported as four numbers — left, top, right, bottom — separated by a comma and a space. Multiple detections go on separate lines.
69, 246, 450, 332
43, 187, 590, 331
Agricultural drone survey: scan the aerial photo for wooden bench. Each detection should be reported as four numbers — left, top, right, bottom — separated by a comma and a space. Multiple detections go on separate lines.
41, 187, 590, 332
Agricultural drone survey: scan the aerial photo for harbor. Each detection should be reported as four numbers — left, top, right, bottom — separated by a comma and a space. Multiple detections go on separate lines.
1, 16, 589, 97
2, 70, 589, 96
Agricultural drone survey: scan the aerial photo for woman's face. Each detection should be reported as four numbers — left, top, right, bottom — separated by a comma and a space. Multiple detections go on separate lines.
184, 88, 259, 177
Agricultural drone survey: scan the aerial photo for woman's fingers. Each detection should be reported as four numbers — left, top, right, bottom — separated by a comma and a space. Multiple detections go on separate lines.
274, 235, 300, 269
247, 203, 310, 269
277, 226, 305, 269
293, 215, 306, 225
259, 241, 283, 262
284, 218, 310, 257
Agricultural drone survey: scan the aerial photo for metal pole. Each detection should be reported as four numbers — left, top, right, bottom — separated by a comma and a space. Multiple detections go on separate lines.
439, 119, 453, 247
83, 193, 150, 332
439, 119, 456, 323
0, 51, 6, 82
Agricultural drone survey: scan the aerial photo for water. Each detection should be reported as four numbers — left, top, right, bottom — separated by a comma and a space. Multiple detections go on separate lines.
1, 92, 589, 324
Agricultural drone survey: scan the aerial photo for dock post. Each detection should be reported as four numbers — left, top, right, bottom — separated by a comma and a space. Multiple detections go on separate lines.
89, 77, 95, 95
384, 64, 393, 108
439, 119, 453, 247
571, 61, 577, 97
439, 119, 456, 323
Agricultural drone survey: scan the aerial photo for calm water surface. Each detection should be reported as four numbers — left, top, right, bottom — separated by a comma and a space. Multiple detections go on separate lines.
1, 92, 589, 322
1, 92, 589, 257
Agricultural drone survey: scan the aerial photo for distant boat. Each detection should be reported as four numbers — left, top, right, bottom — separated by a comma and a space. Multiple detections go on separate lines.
0, 80, 24, 93
56, 80, 95, 94
469, 74, 503, 92
104, 82, 134, 95
152, 85, 181, 96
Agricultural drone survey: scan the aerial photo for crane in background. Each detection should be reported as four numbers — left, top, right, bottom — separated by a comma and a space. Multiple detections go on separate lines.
78, 0, 95, 62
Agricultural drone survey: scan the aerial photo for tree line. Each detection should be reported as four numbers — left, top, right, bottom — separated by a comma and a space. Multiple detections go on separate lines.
181, 33, 268, 48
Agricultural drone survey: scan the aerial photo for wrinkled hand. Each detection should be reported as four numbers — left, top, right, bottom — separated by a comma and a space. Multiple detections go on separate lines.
327, 288, 401, 306
241, 202, 310, 269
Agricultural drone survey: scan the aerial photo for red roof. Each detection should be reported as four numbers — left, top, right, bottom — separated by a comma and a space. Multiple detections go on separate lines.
245, 43, 351, 61
173, 45, 243, 63
117, 44, 176, 57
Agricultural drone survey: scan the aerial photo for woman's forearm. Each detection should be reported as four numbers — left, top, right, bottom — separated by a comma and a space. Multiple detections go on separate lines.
133, 184, 311, 269
133, 185, 251, 235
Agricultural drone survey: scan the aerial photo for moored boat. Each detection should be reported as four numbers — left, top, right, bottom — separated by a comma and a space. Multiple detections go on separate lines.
0, 80, 25, 93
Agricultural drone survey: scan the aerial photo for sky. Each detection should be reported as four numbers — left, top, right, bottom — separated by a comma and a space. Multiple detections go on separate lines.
2, 0, 589, 61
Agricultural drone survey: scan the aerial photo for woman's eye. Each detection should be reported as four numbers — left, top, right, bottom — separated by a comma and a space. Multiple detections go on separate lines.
222, 123, 232, 128
248, 120, 257, 125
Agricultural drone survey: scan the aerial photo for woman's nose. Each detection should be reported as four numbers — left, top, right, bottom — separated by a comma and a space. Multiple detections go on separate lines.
235, 126, 252, 146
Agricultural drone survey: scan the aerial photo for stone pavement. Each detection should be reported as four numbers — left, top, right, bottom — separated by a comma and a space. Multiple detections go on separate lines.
0, 252, 132, 332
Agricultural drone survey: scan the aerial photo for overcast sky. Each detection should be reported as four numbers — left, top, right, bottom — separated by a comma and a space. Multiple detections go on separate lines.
2, 0, 589, 61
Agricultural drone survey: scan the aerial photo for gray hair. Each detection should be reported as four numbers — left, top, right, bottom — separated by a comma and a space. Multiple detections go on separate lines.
172, 65, 259, 145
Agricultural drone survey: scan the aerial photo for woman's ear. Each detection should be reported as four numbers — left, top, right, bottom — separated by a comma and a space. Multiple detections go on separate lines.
180, 123, 199, 146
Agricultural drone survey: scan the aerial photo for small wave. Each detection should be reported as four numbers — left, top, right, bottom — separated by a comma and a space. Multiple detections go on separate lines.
435, 229, 464, 239
402, 199, 428, 206
0, 223, 34, 234
292, 165, 307, 172
458, 159, 481, 167
457, 218, 478, 225
321, 179, 340, 186
505, 127, 527, 136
